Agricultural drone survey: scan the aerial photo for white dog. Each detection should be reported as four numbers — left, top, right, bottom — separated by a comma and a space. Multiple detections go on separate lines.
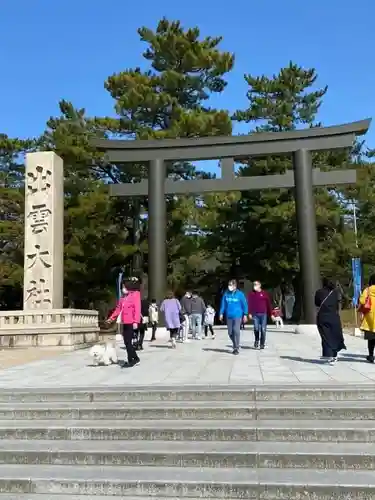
90, 343, 118, 366
274, 316, 284, 329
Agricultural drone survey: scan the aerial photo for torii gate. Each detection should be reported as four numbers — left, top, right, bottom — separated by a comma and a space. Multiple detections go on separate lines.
93, 119, 371, 325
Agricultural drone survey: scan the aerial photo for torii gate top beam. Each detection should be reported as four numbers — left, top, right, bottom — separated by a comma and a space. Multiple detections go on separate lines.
93, 119, 371, 163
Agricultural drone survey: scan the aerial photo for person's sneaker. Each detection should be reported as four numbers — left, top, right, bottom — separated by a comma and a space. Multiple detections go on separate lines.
233, 349, 239, 355
254, 342, 259, 349
260, 345, 265, 350
171, 338, 177, 348
327, 357, 337, 366
367, 355, 374, 363
212, 334, 216, 339
184, 338, 190, 343
196, 337, 201, 340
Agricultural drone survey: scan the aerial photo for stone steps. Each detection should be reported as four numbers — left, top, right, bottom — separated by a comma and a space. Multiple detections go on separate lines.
1, 400, 375, 420
0, 464, 375, 498
1, 385, 375, 498
0, 497, 204, 500
1, 418, 374, 442
1, 439, 375, 469
0, 496, 230, 500
2, 384, 375, 402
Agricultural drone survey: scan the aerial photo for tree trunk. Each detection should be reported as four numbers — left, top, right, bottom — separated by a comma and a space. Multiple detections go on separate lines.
291, 274, 303, 323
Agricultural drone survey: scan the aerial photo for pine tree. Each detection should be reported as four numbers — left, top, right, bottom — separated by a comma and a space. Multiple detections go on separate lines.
38, 102, 138, 308
35, 18, 236, 302
0, 135, 34, 309
234, 62, 327, 132
105, 18, 234, 141
104, 18, 235, 285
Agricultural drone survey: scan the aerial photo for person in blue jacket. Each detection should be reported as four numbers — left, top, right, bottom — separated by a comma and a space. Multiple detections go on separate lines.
219, 279, 248, 355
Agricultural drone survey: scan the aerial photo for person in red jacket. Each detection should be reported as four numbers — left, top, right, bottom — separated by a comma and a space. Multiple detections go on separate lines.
107, 278, 141, 366
247, 281, 274, 349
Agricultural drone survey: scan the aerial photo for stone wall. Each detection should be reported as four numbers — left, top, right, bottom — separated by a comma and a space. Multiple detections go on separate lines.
0, 309, 99, 349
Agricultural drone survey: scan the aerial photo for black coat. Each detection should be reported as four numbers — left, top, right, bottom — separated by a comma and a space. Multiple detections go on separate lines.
314, 287, 345, 352
141, 299, 149, 318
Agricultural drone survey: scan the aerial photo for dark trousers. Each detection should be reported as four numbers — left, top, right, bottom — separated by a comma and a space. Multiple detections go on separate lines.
151, 322, 157, 340
317, 315, 345, 359
368, 339, 375, 357
136, 323, 146, 348
204, 325, 214, 336
169, 328, 178, 339
321, 337, 337, 358
227, 318, 241, 350
122, 323, 140, 365
253, 313, 267, 347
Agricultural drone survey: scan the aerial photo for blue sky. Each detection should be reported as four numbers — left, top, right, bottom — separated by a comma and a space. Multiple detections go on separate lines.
1, 0, 374, 173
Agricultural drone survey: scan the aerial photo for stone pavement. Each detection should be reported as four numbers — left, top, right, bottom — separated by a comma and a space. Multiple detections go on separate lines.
0, 347, 64, 370
0, 325, 373, 388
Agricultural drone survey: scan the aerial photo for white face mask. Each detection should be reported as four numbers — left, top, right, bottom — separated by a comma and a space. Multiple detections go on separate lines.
122, 288, 128, 295
186, 293, 191, 298
254, 285, 261, 292
228, 285, 235, 292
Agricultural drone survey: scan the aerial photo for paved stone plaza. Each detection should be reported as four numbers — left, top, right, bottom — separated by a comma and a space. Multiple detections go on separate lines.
0, 326, 373, 388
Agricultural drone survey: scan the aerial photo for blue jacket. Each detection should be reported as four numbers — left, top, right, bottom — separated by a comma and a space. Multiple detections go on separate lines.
219, 289, 248, 319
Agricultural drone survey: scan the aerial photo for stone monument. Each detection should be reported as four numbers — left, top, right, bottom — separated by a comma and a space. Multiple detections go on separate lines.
0, 152, 99, 348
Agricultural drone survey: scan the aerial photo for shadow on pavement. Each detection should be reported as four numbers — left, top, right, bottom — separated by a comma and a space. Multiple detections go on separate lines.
202, 348, 232, 354
280, 356, 327, 365
340, 352, 366, 359
281, 354, 367, 365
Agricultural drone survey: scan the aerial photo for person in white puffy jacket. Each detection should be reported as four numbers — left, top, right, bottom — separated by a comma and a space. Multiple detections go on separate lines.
204, 305, 216, 338
148, 299, 159, 341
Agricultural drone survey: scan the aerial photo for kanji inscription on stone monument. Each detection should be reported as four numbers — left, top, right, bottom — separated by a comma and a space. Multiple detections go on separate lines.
23, 152, 64, 310
26, 244, 52, 269
27, 165, 52, 195
28, 204, 52, 234
25, 278, 52, 308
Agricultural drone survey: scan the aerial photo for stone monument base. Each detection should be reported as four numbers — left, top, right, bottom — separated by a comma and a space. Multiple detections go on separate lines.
0, 309, 99, 350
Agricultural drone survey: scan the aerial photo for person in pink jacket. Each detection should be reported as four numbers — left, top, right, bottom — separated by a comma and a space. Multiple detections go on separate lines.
107, 278, 141, 366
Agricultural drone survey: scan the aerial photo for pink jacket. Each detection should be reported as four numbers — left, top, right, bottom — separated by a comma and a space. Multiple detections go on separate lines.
109, 291, 141, 325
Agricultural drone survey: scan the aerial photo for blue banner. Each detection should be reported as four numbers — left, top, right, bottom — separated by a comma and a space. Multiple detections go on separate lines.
352, 257, 362, 307
117, 271, 123, 300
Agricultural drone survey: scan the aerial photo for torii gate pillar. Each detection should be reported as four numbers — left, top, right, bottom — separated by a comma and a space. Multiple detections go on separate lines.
148, 158, 167, 304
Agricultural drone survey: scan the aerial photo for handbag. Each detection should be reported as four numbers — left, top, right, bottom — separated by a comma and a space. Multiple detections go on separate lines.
175, 299, 185, 323
358, 288, 372, 314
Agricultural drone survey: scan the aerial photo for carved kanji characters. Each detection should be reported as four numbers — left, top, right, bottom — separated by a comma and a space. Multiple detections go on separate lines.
28, 204, 51, 234
25, 278, 51, 307
27, 165, 52, 195
26, 244, 52, 269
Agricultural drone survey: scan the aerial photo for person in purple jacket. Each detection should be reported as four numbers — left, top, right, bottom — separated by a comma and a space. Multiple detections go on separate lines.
160, 291, 181, 349
247, 281, 275, 350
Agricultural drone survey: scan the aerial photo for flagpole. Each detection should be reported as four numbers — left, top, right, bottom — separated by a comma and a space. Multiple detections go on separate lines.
353, 204, 358, 248
352, 202, 360, 330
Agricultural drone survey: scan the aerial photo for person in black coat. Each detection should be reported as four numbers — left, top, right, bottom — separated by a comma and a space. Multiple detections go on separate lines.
135, 298, 149, 350
314, 277, 346, 365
